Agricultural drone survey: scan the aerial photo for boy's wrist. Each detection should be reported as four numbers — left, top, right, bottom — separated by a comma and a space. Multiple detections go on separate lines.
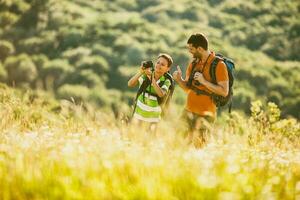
138, 70, 143, 75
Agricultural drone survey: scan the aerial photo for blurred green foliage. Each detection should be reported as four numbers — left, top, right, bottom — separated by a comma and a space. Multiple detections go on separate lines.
4, 54, 37, 86
0, 40, 15, 61
0, 0, 299, 118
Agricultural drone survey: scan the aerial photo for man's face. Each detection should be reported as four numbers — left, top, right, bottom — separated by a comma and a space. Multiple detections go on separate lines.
187, 44, 202, 59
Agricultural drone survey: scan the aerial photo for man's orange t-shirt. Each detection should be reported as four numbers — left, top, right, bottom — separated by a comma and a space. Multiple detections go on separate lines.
185, 51, 229, 118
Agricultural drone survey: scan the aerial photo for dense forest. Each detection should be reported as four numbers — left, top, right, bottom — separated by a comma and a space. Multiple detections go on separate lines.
0, 0, 299, 118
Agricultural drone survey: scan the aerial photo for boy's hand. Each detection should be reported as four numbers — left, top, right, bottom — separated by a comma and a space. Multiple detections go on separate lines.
139, 65, 145, 74
141, 67, 151, 80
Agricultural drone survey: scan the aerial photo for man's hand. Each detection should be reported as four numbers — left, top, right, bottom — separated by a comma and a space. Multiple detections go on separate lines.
173, 65, 182, 82
194, 72, 205, 84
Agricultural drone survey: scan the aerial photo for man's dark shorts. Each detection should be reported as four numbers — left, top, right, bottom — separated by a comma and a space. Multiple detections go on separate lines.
181, 109, 215, 132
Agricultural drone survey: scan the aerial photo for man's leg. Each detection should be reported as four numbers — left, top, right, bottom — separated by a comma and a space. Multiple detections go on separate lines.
180, 110, 196, 142
193, 115, 214, 148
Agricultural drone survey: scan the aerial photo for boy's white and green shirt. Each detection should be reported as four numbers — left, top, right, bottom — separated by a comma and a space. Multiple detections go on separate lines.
133, 74, 171, 123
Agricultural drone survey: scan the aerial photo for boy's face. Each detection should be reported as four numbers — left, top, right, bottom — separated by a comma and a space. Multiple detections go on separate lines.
154, 57, 169, 74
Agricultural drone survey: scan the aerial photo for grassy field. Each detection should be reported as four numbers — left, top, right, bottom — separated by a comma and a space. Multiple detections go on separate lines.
0, 84, 299, 200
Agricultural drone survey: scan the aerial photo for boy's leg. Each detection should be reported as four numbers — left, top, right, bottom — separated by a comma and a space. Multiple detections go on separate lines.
149, 122, 157, 135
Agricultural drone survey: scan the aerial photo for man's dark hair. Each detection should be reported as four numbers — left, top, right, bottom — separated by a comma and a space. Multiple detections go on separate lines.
187, 33, 208, 50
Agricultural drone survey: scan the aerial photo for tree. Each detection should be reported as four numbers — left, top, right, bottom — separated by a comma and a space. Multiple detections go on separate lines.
4, 54, 37, 86
65, 69, 103, 88
62, 47, 91, 65
42, 59, 72, 89
0, 62, 7, 82
0, 40, 15, 61
57, 84, 90, 103
76, 56, 109, 76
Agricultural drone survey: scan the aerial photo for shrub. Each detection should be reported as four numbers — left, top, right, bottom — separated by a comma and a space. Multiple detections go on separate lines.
234, 86, 256, 114
125, 45, 146, 65
0, 62, 7, 82
137, 0, 160, 10
42, 59, 73, 89
76, 56, 109, 75
62, 47, 91, 65
18, 37, 43, 54
88, 87, 111, 107
39, 31, 58, 54
91, 44, 113, 60
4, 54, 37, 86
250, 100, 299, 140
57, 84, 90, 103
65, 69, 103, 88
57, 28, 85, 49
0, 11, 19, 27
31, 54, 49, 72
0, 40, 15, 61
18, 31, 57, 55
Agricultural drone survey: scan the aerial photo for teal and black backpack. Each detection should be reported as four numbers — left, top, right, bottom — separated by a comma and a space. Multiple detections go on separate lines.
210, 53, 235, 112
187, 54, 235, 113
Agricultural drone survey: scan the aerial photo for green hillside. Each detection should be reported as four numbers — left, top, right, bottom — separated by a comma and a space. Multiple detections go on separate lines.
0, 0, 299, 118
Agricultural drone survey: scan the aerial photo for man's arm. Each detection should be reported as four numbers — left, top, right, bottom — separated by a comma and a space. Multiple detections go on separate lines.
194, 74, 229, 97
173, 65, 190, 93
194, 61, 229, 97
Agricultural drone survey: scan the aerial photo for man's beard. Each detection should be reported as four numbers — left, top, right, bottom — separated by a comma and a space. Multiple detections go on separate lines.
193, 52, 202, 60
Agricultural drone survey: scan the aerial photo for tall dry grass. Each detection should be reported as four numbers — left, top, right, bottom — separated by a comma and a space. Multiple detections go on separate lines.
0, 84, 299, 200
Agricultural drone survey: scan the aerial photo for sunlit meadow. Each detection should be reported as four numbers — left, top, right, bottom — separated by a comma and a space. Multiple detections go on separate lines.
0, 84, 299, 200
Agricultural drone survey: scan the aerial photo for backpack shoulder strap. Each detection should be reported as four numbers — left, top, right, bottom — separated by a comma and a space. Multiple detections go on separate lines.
162, 72, 174, 85
164, 72, 174, 93
137, 76, 151, 96
160, 72, 175, 117
186, 59, 198, 86
131, 76, 151, 119
210, 56, 222, 84
143, 73, 174, 99
155, 72, 173, 90
158, 75, 166, 87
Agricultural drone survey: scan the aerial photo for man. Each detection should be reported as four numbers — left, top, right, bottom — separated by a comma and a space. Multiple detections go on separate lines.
173, 33, 229, 146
